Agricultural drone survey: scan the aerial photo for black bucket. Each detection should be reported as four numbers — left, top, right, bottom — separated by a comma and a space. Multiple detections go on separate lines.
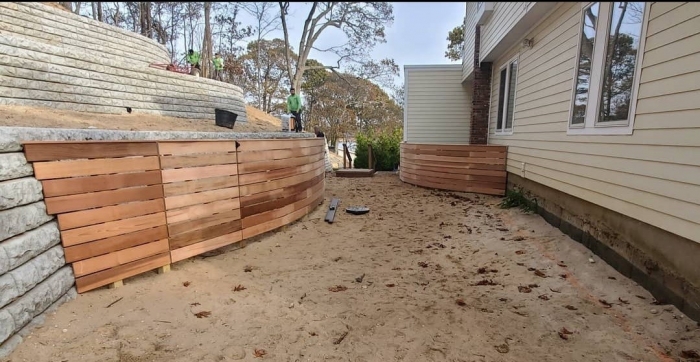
215, 109, 238, 129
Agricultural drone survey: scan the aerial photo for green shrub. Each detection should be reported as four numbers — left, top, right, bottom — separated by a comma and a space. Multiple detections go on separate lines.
353, 128, 402, 171
499, 187, 538, 213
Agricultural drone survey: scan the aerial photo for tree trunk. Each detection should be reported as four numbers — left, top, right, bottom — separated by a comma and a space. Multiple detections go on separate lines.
139, 2, 152, 38
73, 2, 82, 14
201, 2, 213, 78
91, 2, 97, 19
97, 2, 103, 21
60, 2, 72, 12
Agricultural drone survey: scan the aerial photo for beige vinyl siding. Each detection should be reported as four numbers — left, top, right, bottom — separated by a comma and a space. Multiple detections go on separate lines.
488, 2, 700, 244
405, 65, 472, 144
479, 2, 530, 63
462, 2, 478, 81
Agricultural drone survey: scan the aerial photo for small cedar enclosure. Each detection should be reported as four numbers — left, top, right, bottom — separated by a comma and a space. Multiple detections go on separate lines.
399, 143, 507, 196
23, 138, 326, 293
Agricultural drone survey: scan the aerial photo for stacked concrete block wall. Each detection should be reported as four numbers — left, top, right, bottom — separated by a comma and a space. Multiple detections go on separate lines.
0, 2, 248, 122
0, 134, 77, 358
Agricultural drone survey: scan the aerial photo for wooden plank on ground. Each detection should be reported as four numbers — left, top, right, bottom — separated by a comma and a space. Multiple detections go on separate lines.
57, 199, 165, 231
63, 226, 168, 263
75, 252, 171, 293
170, 231, 243, 263
40, 170, 163, 198
33, 156, 161, 180
23, 142, 159, 162
72, 238, 169, 277
44, 184, 164, 214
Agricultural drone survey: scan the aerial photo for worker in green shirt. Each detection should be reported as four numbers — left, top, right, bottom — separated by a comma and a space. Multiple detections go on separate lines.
287, 87, 303, 132
186, 49, 201, 76
212, 53, 224, 81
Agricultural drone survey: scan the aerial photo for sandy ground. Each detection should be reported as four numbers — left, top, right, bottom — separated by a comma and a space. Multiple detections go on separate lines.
0, 105, 281, 133
4, 173, 699, 362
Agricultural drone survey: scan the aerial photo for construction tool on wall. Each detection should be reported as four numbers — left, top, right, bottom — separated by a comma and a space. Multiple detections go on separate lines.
325, 198, 340, 223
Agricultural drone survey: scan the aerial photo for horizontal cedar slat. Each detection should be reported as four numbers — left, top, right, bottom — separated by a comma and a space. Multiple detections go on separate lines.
166, 198, 241, 224
400, 157, 505, 171
72, 239, 169, 277
242, 180, 324, 227
170, 231, 242, 263
44, 184, 164, 214
239, 164, 325, 196
157, 141, 237, 156
33, 156, 161, 180
161, 164, 238, 183
242, 192, 324, 239
169, 220, 242, 250
402, 153, 506, 165
398, 165, 506, 183
236, 139, 323, 152
61, 212, 166, 247
64, 226, 167, 263
236, 145, 324, 163
162, 175, 239, 197
240, 173, 324, 207
401, 143, 507, 152
75, 252, 170, 293
23, 142, 158, 162
41, 170, 163, 198
399, 160, 506, 177
159, 153, 238, 169
238, 159, 325, 185
237, 152, 324, 174
168, 209, 242, 236
400, 171, 505, 196
58, 199, 165, 230
164, 186, 239, 210
400, 168, 504, 189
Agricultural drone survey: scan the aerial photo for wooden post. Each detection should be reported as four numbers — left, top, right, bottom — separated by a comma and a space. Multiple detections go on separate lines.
368, 144, 374, 171
343, 143, 347, 169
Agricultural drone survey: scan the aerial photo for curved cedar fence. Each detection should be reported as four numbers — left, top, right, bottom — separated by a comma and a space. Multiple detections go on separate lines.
399, 143, 507, 196
23, 138, 325, 293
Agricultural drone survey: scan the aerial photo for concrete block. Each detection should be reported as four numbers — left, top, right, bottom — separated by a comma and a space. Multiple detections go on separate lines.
0, 134, 21, 153
0, 202, 53, 242
0, 221, 60, 275
0, 153, 33, 182
0, 245, 65, 309
0, 177, 43, 211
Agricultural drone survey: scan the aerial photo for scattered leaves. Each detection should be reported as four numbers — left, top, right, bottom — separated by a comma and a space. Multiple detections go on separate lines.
233, 285, 246, 292
495, 343, 510, 353
328, 285, 348, 292
386, 283, 396, 288
618, 297, 630, 305
558, 327, 574, 340
477, 267, 487, 274
513, 236, 525, 241
253, 348, 267, 358
560, 274, 568, 279
333, 331, 349, 345
496, 227, 509, 232
518, 286, 532, 293
515, 250, 526, 255
557, 262, 567, 267
332, 257, 342, 262
538, 294, 550, 301
418, 262, 429, 268
528, 283, 539, 288
355, 274, 365, 283
608, 276, 617, 280
550, 287, 562, 293
244, 266, 253, 272
564, 305, 578, 311
309, 331, 317, 336
190, 302, 200, 306
599, 299, 613, 308
183, 281, 191, 287
456, 298, 466, 306
534, 269, 547, 278
473, 279, 498, 286
681, 350, 700, 359
194, 311, 211, 318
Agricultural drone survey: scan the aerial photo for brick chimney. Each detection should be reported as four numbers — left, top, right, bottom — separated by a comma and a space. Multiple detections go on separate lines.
470, 25, 492, 145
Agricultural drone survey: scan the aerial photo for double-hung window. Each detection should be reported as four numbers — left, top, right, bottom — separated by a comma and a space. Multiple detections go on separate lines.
569, 2, 647, 135
495, 57, 518, 134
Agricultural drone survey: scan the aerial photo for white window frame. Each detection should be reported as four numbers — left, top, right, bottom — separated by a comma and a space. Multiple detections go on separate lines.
494, 55, 519, 135
567, 2, 650, 136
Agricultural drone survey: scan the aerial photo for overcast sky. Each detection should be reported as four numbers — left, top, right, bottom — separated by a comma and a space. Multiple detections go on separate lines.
235, 2, 467, 87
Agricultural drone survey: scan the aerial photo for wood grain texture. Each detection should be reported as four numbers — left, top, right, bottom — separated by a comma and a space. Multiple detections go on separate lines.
236, 145, 324, 164
168, 209, 242, 236
240, 173, 324, 208
57, 199, 165, 231
241, 180, 324, 228
75, 252, 171, 293
41, 170, 162, 198
61, 212, 167, 247
64, 226, 168, 263
399, 143, 507, 196
72, 238, 169, 277
44, 184, 164, 214
170, 231, 242, 263
236, 138, 323, 152
157, 141, 237, 156
169, 220, 242, 250
23, 142, 158, 162
161, 164, 238, 183
239, 163, 324, 197
164, 186, 239, 210
160, 153, 238, 169
242, 192, 325, 239
162, 175, 239, 197
165, 198, 241, 225
238, 159, 325, 185
237, 152, 325, 174
33, 156, 161, 180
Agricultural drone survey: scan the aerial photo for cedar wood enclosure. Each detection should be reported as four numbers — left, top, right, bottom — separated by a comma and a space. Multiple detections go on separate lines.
22, 138, 326, 293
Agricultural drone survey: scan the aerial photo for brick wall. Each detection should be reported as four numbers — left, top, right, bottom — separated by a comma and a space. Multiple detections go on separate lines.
470, 25, 492, 145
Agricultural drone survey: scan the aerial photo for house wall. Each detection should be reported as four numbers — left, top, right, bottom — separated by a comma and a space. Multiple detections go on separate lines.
404, 65, 472, 144
485, 1, 700, 317
461, 2, 478, 82
479, 2, 530, 62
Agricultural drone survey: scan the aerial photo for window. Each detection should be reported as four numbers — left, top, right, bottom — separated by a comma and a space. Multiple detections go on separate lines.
496, 57, 518, 134
569, 2, 647, 135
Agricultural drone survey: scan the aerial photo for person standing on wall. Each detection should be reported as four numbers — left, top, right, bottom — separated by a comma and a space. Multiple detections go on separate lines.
287, 87, 303, 133
186, 49, 201, 76
212, 53, 224, 81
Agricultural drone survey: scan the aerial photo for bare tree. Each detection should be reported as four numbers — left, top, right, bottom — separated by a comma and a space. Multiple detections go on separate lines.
241, 2, 281, 106
278, 2, 394, 90
201, 2, 213, 78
